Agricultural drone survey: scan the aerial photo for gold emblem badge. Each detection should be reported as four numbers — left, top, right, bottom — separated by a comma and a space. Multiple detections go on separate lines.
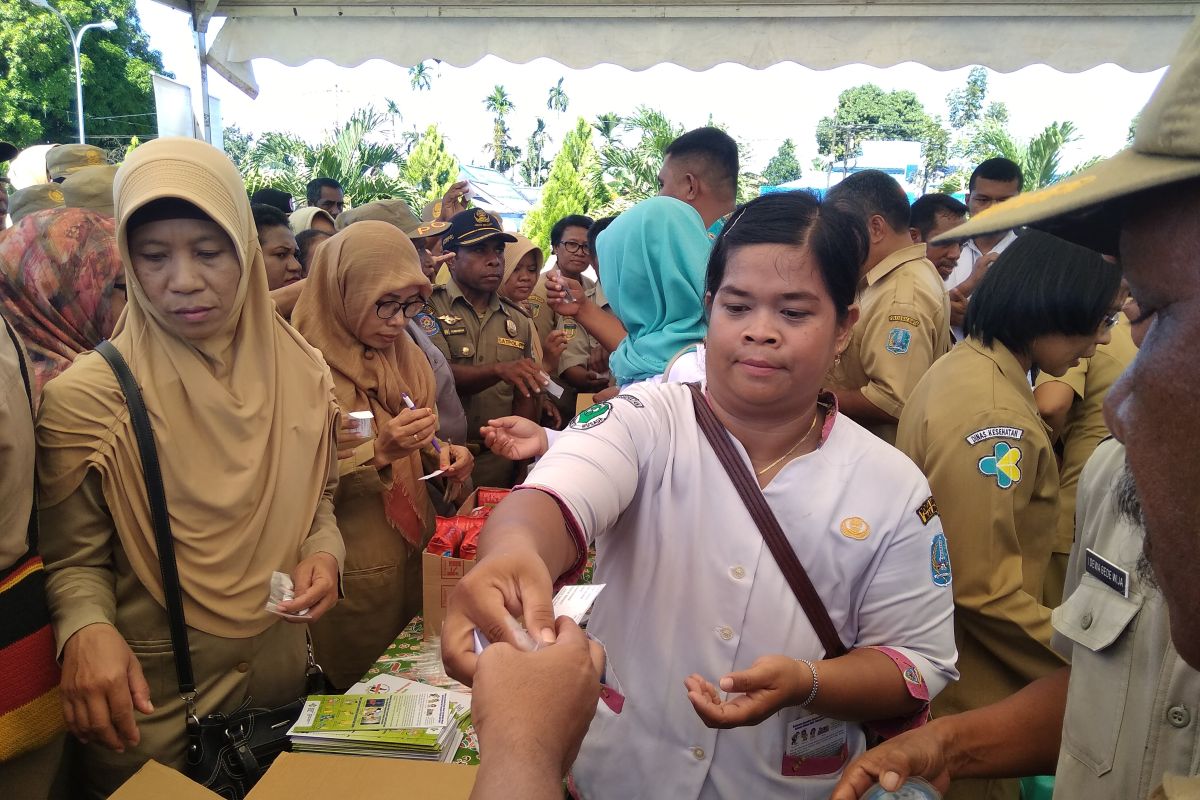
49, 189, 65, 203
86, 149, 103, 165
437, 314, 461, 326
840, 517, 870, 540
474, 208, 490, 224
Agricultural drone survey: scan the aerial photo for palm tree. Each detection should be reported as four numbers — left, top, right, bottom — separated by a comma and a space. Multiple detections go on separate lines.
409, 62, 432, 92
484, 85, 514, 118
520, 118, 551, 186
592, 112, 622, 145
547, 77, 569, 115
483, 86, 519, 175
972, 120, 1081, 190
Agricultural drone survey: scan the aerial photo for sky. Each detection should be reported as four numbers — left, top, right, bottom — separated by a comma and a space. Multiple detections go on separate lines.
136, 1, 1165, 176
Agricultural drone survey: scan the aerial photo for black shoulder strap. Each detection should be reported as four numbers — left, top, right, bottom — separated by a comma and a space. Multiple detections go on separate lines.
686, 382, 848, 658
2, 315, 38, 551
94, 340, 195, 695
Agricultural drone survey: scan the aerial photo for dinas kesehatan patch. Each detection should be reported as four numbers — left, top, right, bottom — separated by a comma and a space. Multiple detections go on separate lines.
571, 402, 613, 431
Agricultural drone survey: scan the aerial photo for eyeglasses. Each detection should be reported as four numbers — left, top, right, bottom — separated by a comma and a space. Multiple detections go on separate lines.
559, 241, 590, 255
376, 297, 426, 320
1101, 310, 1121, 330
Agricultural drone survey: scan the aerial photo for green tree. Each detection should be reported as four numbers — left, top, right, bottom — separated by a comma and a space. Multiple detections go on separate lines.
971, 120, 1083, 190
408, 62, 433, 92
946, 67, 988, 130
483, 85, 520, 174
547, 77, 569, 115
405, 124, 459, 204
815, 84, 935, 166
592, 106, 683, 210
519, 117, 551, 187
241, 107, 418, 207
222, 124, 253, 172
919, 118, 952, 191
762, 138, 803, 186
592, 112, 622, 145
522, 117, 603, 252
1, 0, 168, 147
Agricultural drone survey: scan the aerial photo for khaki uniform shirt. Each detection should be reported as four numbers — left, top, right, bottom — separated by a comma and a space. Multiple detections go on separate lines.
1052, 439, 1200, 800
897, 338, 1067, 722
1033, 318, 1137, 606
424, 277, 535, 447
826, 244, 951, 444
0, 318, 34, 570
529, 275, 611, 418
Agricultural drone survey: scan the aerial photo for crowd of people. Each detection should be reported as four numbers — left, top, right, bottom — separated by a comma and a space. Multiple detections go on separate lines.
2, 16, 1200, 800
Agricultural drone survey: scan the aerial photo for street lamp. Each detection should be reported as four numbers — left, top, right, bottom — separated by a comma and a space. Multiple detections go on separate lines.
27, 0, 117, 144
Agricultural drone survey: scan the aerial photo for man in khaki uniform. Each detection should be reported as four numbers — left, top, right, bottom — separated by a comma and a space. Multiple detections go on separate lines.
1033, 313, 1137, 606
825, 170, 951, 444
46, 143, 108, 182
424, 209, 541, 488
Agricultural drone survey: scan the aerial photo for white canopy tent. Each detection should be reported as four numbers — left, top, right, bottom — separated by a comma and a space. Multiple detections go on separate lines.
155, 1, 1199, 140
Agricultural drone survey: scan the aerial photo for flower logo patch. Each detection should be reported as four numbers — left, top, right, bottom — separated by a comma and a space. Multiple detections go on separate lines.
978, 441, 1022, 489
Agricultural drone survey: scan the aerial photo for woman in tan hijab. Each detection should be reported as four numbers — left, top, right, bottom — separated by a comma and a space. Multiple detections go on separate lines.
289, 205, 336, 236
292, 220, 473, 689
35, 137, 344, 797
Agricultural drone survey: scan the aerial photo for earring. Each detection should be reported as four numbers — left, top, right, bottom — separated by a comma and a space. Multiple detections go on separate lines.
834, 353, 843, 367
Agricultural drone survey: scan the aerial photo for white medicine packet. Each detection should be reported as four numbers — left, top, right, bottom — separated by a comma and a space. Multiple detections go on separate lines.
265, 570, 311, 619
473, 584, 605, 653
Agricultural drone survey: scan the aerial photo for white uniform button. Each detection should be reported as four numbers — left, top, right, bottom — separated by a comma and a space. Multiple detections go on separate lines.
1080, 612, 1094, 630
730, 566, 746, 580
1167, 705, 1191, 728
718, 626, 734, 641
691, 747, 706, 760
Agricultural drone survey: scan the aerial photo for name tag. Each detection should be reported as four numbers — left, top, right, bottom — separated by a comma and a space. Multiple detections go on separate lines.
497, 337, 525, 349
1085, 548, 1129, 597
445, 327, 467, 335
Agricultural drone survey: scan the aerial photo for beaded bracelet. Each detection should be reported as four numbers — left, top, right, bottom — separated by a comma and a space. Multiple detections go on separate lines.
797, 658, 819, 707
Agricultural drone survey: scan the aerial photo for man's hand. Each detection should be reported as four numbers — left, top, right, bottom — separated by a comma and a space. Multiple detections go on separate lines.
279, 551, 339, 622
949, 289, 969, 329
686, 654, 811, 729
971, 250, 1000, 282
481, 416, 550, 461
440, 550, 558, 685
439, 180, 471, 220
494, 358, 549, 399
544, 330, 569, 363
830, 721, 955, 800
441, 443, 474, 483
60, 623, 153, 752
546, 272, 588, 317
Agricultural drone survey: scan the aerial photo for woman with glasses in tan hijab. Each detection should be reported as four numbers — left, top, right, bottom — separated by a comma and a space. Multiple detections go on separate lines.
292, 220, 473, 689
35, 138, 345, 797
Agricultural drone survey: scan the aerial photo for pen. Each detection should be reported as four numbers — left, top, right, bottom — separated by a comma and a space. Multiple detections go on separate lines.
401, 392, 442, 454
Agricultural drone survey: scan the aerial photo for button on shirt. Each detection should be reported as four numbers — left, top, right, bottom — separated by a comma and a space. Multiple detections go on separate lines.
524, 382, 958, 800
825, 244, 951, 445
1051, 439, 1200, 800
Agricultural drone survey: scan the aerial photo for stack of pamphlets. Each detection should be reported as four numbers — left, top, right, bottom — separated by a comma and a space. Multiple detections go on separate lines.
287, 676, 468, 762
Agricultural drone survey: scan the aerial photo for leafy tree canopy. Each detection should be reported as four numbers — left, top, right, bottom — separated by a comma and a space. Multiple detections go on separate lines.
522, 117, 602, 252
405, 124, 459, 204
1, 0, 168, 149
763, 138, 802, 186
815, 84, 933, 163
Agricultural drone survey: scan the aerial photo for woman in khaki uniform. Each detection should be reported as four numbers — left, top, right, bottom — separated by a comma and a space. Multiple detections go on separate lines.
35, 138, 345, 797
896, 231, 1121, 800
293, 220, 473, 689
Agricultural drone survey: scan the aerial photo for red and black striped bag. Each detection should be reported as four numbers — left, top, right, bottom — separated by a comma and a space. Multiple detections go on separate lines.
0, 317, 64, 762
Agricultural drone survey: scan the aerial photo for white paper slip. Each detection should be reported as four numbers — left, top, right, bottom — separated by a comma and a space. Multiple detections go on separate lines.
473, 584, 606, 653
543, 376, 565, 399
265, 570, 310, 618
419, 469, 446, 481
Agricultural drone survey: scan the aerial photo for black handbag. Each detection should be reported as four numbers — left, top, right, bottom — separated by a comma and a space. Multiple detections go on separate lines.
95, 340, 326, 799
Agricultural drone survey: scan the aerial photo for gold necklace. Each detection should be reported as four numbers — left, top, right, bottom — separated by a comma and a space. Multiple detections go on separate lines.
754, 408, 822, 477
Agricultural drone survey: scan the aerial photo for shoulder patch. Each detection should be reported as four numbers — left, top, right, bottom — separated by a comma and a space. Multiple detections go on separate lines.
978, 442, 1022, 489
528, 294, 545, 319
885, 327, 911, 355
563, 319, 579, 340
965, 426, 1025, 446
415, 312, 440, 336
930, 532, 952, 587
614, 394, 644, 409
915, 496, 938, 525
571, 401, 612, 431
889, 314, 920, 327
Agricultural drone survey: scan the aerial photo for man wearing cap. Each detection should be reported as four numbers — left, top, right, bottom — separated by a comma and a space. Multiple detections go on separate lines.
425, 209, 542, 488
8, 184, 65, 225
45, 143, 108, 183
61, 165, 117, 217
831, 15, 1200, 800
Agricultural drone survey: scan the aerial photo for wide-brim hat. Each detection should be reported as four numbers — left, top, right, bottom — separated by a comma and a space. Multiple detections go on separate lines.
336, 198, 450, 240
935, 15, 1200, 256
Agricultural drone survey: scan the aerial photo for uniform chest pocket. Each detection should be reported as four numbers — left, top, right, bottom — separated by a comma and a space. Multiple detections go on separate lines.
443, 332, 476, 361
492, 330, 527, 363
1052, 579, 1143, 776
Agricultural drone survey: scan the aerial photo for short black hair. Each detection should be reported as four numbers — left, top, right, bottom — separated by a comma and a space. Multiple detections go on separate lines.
551, 215, 595, 247
825, 169, 911, 233
969, 158, 1024, 191
910, 194, 969, 240
249, 187, 293, 214
251, 203, 290, 233
306, 177, 343, 206
965, 230, 1121, 356
588, 215, 618, 252
705, 191, 866, 322
664, 127, 739, 198
295, 228, 330, 271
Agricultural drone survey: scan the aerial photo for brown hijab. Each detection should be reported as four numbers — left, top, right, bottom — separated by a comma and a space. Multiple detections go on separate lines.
291, 220, 437, 544
36, 137, 339, 638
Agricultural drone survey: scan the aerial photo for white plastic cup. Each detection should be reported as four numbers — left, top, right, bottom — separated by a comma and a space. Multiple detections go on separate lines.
348, 410, 374, 439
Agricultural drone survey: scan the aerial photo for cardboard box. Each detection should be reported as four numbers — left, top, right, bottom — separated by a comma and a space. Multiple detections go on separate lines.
111, 754, 477, 799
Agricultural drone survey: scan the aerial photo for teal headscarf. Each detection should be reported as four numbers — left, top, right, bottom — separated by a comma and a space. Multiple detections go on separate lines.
597, 196, 711, 386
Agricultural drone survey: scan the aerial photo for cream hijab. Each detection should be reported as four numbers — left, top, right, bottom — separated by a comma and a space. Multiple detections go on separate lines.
291, 220, 437, 543
36, 137, 339, 638
290, 206, 335, 235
